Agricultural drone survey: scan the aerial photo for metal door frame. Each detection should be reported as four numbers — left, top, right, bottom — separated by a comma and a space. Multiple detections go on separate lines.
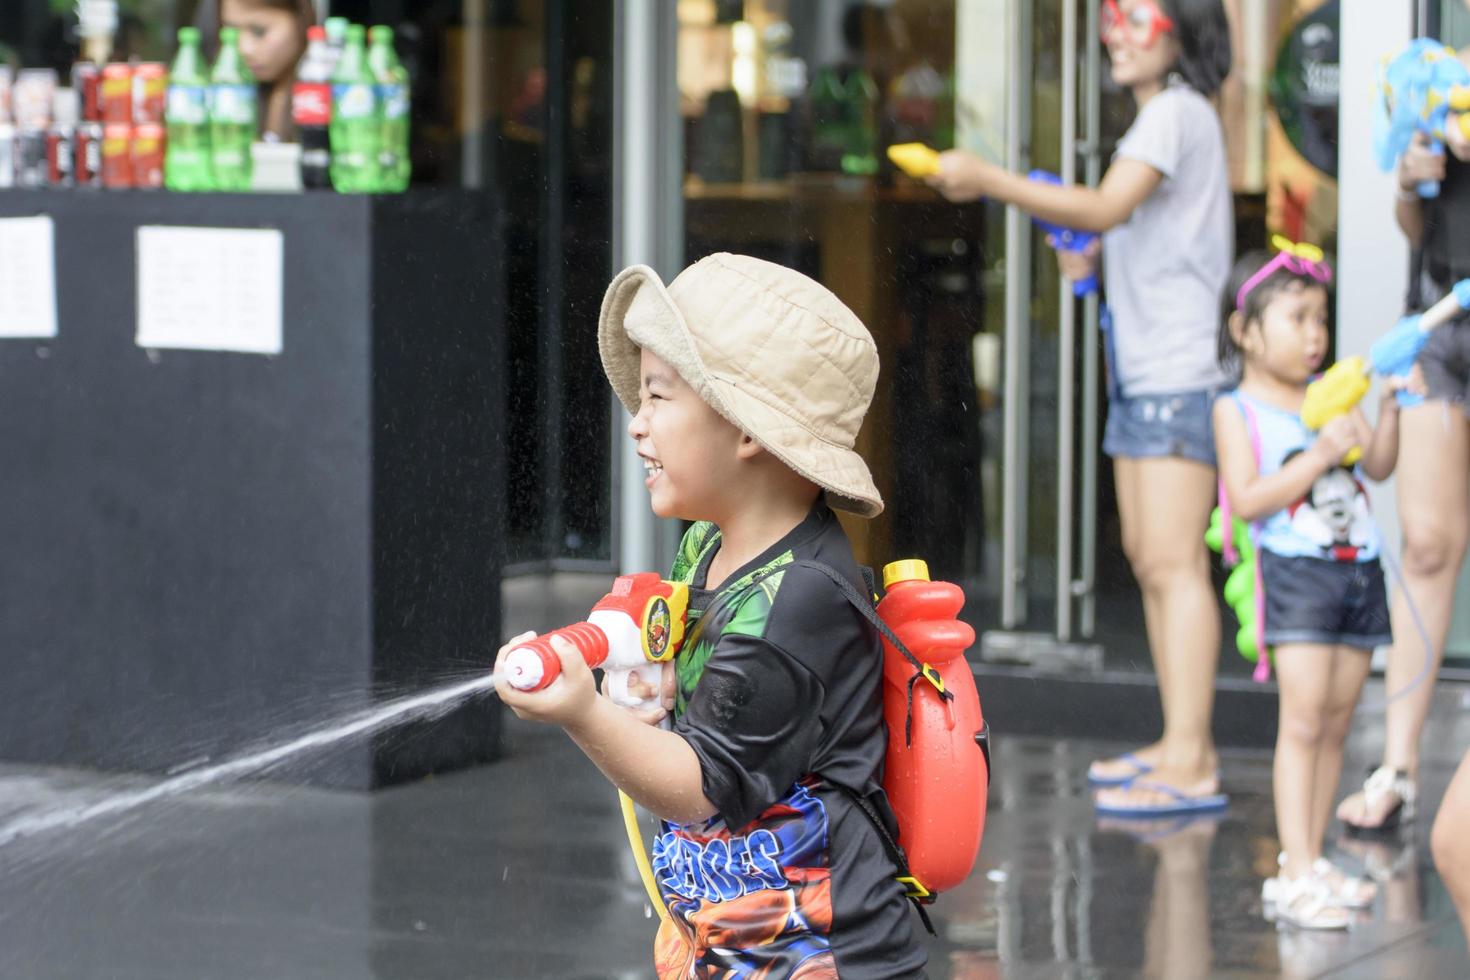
992, 0, 1105, 663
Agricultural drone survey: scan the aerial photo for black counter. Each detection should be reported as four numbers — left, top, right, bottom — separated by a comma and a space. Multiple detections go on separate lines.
0, 190, 506, 790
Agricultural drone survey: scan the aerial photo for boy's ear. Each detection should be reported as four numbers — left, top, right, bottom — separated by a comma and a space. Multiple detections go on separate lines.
735, 433, 766, 461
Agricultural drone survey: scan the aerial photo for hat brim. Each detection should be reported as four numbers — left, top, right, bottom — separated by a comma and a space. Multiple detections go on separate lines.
598, 265, 884, 519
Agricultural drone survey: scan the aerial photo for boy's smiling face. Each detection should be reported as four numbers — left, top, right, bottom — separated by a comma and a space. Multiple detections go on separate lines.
629, 348, 746, 521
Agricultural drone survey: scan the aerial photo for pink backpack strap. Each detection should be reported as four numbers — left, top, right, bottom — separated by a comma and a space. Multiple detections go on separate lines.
1226, 394, 1272, 683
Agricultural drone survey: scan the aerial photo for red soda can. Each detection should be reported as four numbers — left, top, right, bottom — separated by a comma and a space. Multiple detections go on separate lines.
75, 121, 103, 186
102, 123, 132, 188
132, 63, 166, 125
46, 130, 74, 186
72, 62, 102, 122
100, 63, 133, 124
131, 122, 164, 188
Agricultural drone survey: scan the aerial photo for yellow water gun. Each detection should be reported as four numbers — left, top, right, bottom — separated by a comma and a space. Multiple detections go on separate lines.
1302, 279, 1470, 463
887, 143, 941, 178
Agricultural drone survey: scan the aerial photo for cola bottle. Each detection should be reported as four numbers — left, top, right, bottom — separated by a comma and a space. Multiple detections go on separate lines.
293, 25, 332, 189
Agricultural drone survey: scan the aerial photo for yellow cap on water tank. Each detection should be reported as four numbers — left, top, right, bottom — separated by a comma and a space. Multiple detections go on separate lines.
883, 558, 931, 590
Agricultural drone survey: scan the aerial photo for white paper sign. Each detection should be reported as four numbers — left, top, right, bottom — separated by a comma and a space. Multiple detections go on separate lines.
136, 226, 283, 355
0, 215, 58, 339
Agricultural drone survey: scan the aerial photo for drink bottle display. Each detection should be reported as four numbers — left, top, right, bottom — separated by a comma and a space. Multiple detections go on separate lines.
840, 68, 879, 175
367, 26, 410, 192
292, 25, 333, 189
164, 26, 212, 192
208, 26, 256, 191
45, 88, 78, 186
324, 16, 349, 67
329, 25, 380, 193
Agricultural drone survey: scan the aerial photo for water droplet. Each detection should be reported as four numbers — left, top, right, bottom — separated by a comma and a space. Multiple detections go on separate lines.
986, 869, 1007, 883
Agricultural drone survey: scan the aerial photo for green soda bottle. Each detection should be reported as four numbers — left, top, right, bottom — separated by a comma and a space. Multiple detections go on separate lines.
165, 26, 212, 191
367, 26, 410, 192
330, 24, 381, 192
209, 26, 257, 191
840, 69, 879, 176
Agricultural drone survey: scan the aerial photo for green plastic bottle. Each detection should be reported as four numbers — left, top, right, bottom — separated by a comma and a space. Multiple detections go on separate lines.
840, 69, 879, 176
165, 26, 212, 191
209, 26, 257, 191
330, 24, 381, 193
367, 26, 411, 192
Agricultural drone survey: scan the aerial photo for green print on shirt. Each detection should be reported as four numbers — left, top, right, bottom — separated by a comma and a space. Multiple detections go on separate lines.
669, 522, 792, 718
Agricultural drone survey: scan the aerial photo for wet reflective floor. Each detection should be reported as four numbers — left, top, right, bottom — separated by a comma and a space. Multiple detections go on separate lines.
2, 573, 1467, 979
2, 698, 1467, 979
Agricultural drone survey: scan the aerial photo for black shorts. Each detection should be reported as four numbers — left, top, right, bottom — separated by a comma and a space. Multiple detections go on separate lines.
1259, 551, 1392, 650
1417, 314, 1470, 405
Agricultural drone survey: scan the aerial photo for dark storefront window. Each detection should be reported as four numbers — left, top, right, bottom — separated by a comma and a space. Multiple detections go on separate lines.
1, 0, 614, 567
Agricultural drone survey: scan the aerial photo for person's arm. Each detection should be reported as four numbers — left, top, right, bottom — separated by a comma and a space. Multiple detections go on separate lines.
495, 633, 717, 824
1356, 376, 1423, 481
1213, 398, 1359, 522
928, 152, 1162, 233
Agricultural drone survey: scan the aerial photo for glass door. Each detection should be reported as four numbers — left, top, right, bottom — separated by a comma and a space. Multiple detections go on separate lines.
978, 0, 1112, 667
668, 0, 1122, 661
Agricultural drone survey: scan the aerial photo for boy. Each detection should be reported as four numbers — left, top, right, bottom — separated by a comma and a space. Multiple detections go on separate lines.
495, 253, 926, 978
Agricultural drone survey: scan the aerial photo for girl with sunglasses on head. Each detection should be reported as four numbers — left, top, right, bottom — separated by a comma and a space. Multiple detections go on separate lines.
929, 0, 1234, 817
1213, 245, 1416, 929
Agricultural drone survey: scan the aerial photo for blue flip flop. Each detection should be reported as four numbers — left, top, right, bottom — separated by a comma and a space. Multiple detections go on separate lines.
1093, 779, 1230, 819
1096, 809, 1226, 843
1086, 752, 1154, 787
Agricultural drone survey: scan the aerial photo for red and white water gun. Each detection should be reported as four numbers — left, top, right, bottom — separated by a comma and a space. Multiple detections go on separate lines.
502, 572, 690, 709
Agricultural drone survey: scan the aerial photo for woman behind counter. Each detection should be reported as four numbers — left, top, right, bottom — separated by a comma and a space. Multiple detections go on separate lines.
217, 0, 315, 140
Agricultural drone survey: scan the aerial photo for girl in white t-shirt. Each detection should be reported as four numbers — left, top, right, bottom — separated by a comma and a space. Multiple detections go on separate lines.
928, 0, 1233, 817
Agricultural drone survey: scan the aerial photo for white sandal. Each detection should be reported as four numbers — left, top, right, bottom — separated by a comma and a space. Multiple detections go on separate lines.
1312, 858, 1376, 909
1272, 874, 1350, 930
1262, 854, 1376, 910
1343, 766, 1417, 833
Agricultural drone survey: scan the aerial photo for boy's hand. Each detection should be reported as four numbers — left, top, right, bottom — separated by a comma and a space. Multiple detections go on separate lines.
494, 631, 598, 726
613, 660, 677, 727
1312, 416, 1360, 466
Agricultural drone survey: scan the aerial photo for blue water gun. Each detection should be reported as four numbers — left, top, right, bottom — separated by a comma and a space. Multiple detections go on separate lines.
1375, 39, 1470, 198
1027, 170, 1098, 296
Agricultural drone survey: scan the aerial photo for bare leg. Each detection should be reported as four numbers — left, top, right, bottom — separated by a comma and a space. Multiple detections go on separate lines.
1339, 404, 1469, 828
1095, 457, 1221, 806
1432, 748, 1470, 951
1273, 643, 1334, 880
1313, 647, 1372, 850
1090, 458, 1167, 781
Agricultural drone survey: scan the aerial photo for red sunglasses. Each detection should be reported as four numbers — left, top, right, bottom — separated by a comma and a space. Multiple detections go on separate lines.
1100, 0, 1176, 46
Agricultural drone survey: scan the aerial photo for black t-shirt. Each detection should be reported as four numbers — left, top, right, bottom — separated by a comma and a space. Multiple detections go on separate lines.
650, 504, 926, 979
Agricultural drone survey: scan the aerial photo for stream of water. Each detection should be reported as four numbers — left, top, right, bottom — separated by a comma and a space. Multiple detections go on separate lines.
0, 671, 503, 849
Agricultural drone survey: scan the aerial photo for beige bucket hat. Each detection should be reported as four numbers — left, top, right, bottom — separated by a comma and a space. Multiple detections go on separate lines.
598, 252, 883, 518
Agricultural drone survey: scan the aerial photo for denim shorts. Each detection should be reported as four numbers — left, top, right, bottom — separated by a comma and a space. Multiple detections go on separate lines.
1102, 388, 1218, 466
1259, 551, 1392, 650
